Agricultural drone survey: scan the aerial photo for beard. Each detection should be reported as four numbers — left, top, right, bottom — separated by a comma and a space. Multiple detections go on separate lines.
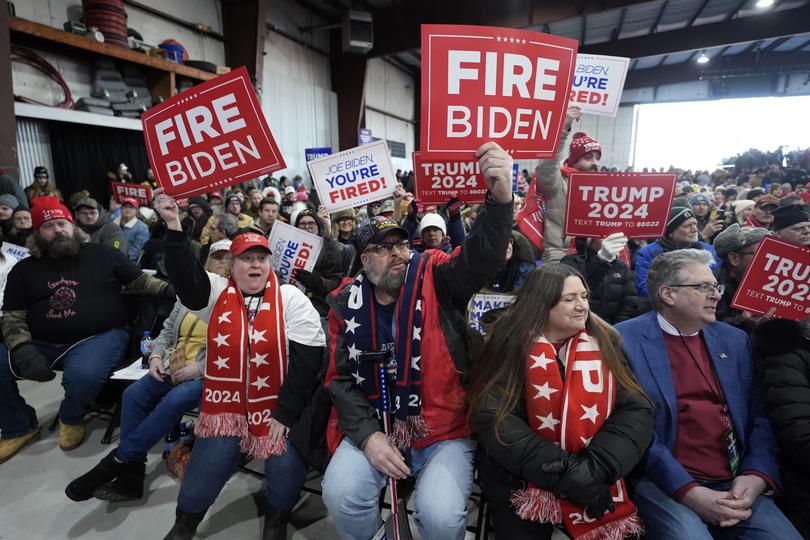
36, 232, 81, 258
364, 263, 406, 293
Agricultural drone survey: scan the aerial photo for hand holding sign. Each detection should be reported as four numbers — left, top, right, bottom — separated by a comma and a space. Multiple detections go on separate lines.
476, 142, 514, 204
153, 187, 182, 231
565, 106, 582, 130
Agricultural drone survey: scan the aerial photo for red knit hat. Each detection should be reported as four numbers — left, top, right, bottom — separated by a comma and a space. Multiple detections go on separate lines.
31, 196, 73, 230
566, 132, 602, 166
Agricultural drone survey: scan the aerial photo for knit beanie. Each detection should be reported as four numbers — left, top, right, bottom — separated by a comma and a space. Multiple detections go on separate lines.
565, 132, 602, 167
0, 194, 20, 210
31, 196, 73, 229
665, 207, 694, 237
688, 193, 713, 208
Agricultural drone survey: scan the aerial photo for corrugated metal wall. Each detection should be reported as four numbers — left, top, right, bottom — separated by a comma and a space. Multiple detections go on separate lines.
15, 118, 53, 189
262, 29, 338, 182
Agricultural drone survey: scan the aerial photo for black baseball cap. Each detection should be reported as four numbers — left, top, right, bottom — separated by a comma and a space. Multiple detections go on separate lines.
357, 216, 408, 253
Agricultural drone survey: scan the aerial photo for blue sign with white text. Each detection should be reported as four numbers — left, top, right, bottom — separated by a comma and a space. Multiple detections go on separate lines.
305, 147, 332, 162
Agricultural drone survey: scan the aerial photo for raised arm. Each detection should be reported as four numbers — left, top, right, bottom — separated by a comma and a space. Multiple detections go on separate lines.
433, 142, 514, 309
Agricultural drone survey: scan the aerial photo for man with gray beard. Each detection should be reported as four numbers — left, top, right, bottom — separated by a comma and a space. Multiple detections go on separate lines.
322, 142, 514, 540
0, 196, 175, 463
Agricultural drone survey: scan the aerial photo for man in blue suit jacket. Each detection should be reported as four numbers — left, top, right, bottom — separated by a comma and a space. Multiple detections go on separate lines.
616, 248, 800, 539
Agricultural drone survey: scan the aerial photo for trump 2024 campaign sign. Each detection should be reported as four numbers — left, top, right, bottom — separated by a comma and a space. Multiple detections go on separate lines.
731, 236, 810, 320
421, 25, 578, 159
412, 152, 487, 204
564, 172, 677, 239
142, 66, 286, 199
570, 54, 630, 118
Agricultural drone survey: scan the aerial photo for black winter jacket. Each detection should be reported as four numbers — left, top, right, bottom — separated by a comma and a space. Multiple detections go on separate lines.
472, 367, 655, 503
751, 319, 810, 537
560, 241, 641, 324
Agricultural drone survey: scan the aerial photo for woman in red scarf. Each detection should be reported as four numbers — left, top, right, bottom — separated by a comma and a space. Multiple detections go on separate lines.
152, 189, 326, 540
468, 263, 654, 540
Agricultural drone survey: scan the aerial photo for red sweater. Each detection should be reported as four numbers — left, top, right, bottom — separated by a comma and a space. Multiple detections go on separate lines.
663, 333, 733, 485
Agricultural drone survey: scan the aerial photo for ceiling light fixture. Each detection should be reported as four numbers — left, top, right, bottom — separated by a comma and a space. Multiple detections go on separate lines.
755, 0, 774, 7
696, 52, 710, 64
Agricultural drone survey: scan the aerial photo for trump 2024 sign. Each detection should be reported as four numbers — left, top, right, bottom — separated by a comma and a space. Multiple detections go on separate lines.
142, 67, 286, 198
421, 25, 578, 159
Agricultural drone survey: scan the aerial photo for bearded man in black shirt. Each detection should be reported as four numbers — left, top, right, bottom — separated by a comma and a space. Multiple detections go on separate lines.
0, 196, 174, 462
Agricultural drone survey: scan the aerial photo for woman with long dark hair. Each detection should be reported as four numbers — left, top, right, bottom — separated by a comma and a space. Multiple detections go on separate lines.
469, 263, 655, 540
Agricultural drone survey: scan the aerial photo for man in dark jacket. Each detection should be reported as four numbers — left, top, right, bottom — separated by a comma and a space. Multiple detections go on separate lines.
290, 208, 350, 318
0, 197, 173, 462
561, 233, 641, 324
0, 168, 29, 210
751, 317, 810, 538
321, 142, 514, 540
184, 196, 212, 243
74, 197, 127, 253
713, 224, 770, 332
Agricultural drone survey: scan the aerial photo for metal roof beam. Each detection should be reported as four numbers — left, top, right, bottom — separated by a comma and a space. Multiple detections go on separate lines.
651, 0, 669, 33
581, 3, 810, 57
625, 49, 810, 88
370, 0, 650, 56
687, 0, 711, 27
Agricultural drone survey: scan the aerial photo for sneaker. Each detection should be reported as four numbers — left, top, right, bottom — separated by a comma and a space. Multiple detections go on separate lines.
0, 427, 41, 464
59, 421, 86, 451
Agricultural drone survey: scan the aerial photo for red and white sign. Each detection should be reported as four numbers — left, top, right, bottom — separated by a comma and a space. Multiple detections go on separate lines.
564, 172, 677, 239
307, 140, 396, 213
111, 181, 152, 206
412, 152, 486, 204
267, 221, 323, 292
142, 66, 286, 199
731, 236, 810, 321
421, 25, 578, 159
569, 54, 630, 118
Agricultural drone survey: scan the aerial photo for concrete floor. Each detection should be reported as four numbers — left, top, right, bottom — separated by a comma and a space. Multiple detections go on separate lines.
0, 376, 507, 540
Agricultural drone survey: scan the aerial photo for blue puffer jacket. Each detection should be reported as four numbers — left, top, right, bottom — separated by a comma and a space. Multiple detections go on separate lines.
634, 240, 720, 297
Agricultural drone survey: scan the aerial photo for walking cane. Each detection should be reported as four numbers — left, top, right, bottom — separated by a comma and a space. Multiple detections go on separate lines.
367, 352, 413, 540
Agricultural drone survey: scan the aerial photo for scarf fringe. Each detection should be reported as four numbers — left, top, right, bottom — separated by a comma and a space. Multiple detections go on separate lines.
509, 488, 562, 523
240, 433, 287, 459
388, 416, 431, 448
574, 514, 644, 540
195, 412, 248, 439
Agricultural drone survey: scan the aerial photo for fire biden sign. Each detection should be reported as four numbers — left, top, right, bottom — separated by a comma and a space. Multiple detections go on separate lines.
421, 24, 578, 159
142, 67, 286, 198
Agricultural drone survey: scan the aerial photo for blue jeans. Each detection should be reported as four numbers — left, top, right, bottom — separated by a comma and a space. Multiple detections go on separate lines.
634, 477, 802, 539
0, 328, 129, 438
322, 437, 476, 540
115, 375, 203, 462
177, 435, 309, 513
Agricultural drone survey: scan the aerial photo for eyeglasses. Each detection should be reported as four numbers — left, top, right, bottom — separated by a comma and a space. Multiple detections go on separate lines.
364, 240, 410, 255
668, 282, 725, 295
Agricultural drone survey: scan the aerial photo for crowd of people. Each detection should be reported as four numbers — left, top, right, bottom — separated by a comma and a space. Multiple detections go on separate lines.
0, 104, 809, 540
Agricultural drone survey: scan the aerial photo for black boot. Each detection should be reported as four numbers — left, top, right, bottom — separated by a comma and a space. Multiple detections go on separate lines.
262, 506, 291, 540
93, 460, 146, 501
65, 449, 124, 501
162, 506, 206, 540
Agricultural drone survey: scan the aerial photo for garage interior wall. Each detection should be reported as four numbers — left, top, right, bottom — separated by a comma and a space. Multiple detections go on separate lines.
262, 0, 338, 184
364, 58, 416, 173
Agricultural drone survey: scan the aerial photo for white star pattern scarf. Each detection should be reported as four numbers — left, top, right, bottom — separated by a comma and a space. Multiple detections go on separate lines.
342, 252, 428, 448
510, 331, 643, 540
195, 273, 288, 458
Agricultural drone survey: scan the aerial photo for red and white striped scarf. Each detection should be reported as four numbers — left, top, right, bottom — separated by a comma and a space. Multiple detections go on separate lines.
195, 273, 288, 458
510, 331, 642, 540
